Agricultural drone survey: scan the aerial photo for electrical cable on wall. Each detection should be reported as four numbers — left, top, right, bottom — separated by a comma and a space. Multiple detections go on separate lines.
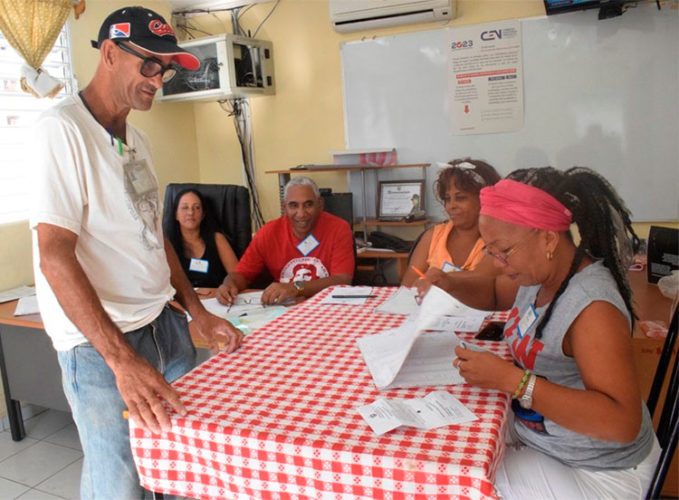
219, 98, 266, 230
169, 3, 280, 231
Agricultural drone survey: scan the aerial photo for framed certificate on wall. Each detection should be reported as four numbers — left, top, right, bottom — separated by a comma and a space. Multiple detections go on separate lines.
377, 180, 425, 221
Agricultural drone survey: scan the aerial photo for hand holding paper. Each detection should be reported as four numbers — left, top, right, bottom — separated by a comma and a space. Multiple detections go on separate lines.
357, 286, 489, 390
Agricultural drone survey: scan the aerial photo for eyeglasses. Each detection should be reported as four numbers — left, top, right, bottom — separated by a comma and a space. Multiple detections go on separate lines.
482, 230, 537, 265
115, 42, 177, 82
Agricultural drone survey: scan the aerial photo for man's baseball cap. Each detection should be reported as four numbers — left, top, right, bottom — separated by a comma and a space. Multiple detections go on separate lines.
91, 6, 199, 70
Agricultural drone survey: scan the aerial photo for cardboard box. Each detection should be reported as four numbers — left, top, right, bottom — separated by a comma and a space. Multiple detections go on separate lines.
633, 327, 678, 497
630, 269, 677, 496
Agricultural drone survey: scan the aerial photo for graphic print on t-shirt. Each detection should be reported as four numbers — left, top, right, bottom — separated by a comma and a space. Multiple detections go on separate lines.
122, 158, 162, 250
279, 257, 329, 283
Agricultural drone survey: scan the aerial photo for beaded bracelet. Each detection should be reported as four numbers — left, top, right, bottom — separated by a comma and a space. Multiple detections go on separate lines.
512, 369, 531, 399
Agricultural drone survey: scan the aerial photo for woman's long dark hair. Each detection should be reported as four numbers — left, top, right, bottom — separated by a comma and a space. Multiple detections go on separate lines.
166, 188, 221, 262
506, 167, 639, 339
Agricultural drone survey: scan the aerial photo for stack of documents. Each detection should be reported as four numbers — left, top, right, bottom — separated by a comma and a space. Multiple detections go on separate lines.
357, 286, 489, 390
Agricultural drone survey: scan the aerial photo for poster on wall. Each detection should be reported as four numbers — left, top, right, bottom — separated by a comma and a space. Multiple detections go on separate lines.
449, 20, 524, 135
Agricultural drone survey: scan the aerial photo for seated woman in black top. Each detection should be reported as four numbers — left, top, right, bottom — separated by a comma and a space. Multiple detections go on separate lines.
167, 188, 239, 287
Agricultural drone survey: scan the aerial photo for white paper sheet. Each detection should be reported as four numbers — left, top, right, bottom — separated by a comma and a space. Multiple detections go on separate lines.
357, 390, 477, 435
357, 286, 490, 390
374, 286, 419, 315
0, 285, 35, 303
430, 314, 486, 333
201, 293, 266, 318
320, 286, 375, 305
14, 295, 39, 316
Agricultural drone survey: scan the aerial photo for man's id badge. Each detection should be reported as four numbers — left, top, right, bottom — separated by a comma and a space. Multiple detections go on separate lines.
442, 261, 462, 273
189, 258, 209, 274
123, 158, 157, 197
517, 304, 539, 338
297, 234, 320, 256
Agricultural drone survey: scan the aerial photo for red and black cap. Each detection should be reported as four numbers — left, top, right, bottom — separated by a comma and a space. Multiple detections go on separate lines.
91, 6, 199, 70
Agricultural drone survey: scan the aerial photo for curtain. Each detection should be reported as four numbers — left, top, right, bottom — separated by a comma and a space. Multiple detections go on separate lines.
0, 0, 85, 98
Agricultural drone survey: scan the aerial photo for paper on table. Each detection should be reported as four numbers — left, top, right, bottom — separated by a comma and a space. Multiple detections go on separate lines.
0, 285, 35, 303
228, 306, 287, 335
357, 390, 477, 435
14, 295, 39, 316
320, 286, 374, 305
375, 286, 419, 315
201, 294, 265, 318
357, 286, 489, 389
200, 295, 287, 335
430, 314, 486, 332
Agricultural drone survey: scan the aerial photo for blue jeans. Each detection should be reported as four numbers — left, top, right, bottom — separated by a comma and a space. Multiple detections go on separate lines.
57, 304, 196, 500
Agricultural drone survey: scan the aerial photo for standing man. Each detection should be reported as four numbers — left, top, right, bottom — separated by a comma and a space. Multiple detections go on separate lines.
217, 177, 355, 305
30, 7, 243, 498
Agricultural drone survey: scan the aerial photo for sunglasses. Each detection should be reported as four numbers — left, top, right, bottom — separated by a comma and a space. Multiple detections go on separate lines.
115, 42, 177, 83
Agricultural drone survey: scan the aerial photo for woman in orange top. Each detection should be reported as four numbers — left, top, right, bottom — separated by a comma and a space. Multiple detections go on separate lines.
401, 158, 501, 286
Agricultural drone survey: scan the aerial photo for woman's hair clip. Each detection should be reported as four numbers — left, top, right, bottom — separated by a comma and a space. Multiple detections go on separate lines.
455, 161, 477, 170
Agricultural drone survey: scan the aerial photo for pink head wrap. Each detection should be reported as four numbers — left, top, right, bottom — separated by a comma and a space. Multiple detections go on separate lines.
479, 179, 573, 231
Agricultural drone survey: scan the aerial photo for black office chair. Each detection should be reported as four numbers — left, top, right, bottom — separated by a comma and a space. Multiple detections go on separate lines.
645, 305, 678, 499
163, 183, 252, 259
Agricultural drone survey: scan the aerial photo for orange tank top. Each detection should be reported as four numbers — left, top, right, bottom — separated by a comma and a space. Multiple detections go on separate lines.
426, 221, 485, 271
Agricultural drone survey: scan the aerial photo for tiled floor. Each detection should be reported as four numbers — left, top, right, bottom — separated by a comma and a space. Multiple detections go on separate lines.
0, 409, 81, 499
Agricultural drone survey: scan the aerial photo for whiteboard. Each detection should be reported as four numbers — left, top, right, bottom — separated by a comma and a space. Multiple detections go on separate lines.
341, 3, 678, 222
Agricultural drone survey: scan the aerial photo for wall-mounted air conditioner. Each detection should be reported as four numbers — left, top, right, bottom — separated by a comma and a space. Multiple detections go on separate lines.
157, 34, 274, 103
330, 0, 455, 32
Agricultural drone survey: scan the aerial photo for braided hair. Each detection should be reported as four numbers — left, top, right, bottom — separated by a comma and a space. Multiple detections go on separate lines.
505, 166, 640, 339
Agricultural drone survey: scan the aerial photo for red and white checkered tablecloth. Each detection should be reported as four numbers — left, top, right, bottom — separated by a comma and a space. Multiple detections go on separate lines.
130, 286, 512, 500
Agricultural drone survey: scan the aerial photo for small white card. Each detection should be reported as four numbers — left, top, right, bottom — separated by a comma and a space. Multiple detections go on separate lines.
297, 234, 319, 256
189, 258, 209, 273
357, 390, 477, 435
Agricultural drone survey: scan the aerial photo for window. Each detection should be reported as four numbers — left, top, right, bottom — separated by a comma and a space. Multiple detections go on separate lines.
0, 26, 76, 223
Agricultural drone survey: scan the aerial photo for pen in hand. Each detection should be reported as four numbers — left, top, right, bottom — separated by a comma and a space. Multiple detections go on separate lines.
411, 265, 427, 279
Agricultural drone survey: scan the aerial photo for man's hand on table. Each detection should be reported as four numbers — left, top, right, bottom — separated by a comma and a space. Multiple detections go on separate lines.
261, 282, 298, 306
192, 309, 243, 354
114, 352, 187, 435
216, 281, 240, 306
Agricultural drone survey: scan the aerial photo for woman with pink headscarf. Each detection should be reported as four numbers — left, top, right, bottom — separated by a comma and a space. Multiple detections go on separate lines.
416, 166, 659, 499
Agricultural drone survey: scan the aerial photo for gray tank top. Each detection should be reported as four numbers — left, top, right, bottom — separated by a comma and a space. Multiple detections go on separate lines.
505, 260, 654, 470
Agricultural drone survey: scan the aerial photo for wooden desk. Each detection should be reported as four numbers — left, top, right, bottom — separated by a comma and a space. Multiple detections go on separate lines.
0, 300, 69, 441
356, 249, 410, 283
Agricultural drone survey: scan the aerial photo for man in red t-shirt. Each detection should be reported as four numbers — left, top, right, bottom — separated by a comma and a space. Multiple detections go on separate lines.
217, 177, 354, 305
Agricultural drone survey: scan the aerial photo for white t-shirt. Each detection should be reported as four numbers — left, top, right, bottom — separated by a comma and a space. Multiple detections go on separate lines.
30, 95, 174, 351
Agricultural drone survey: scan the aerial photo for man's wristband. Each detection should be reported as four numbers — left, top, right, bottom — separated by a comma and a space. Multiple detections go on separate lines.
512, 369, 531, 399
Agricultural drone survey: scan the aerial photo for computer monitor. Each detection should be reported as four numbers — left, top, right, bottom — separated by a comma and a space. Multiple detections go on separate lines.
321, 192, 353, 227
